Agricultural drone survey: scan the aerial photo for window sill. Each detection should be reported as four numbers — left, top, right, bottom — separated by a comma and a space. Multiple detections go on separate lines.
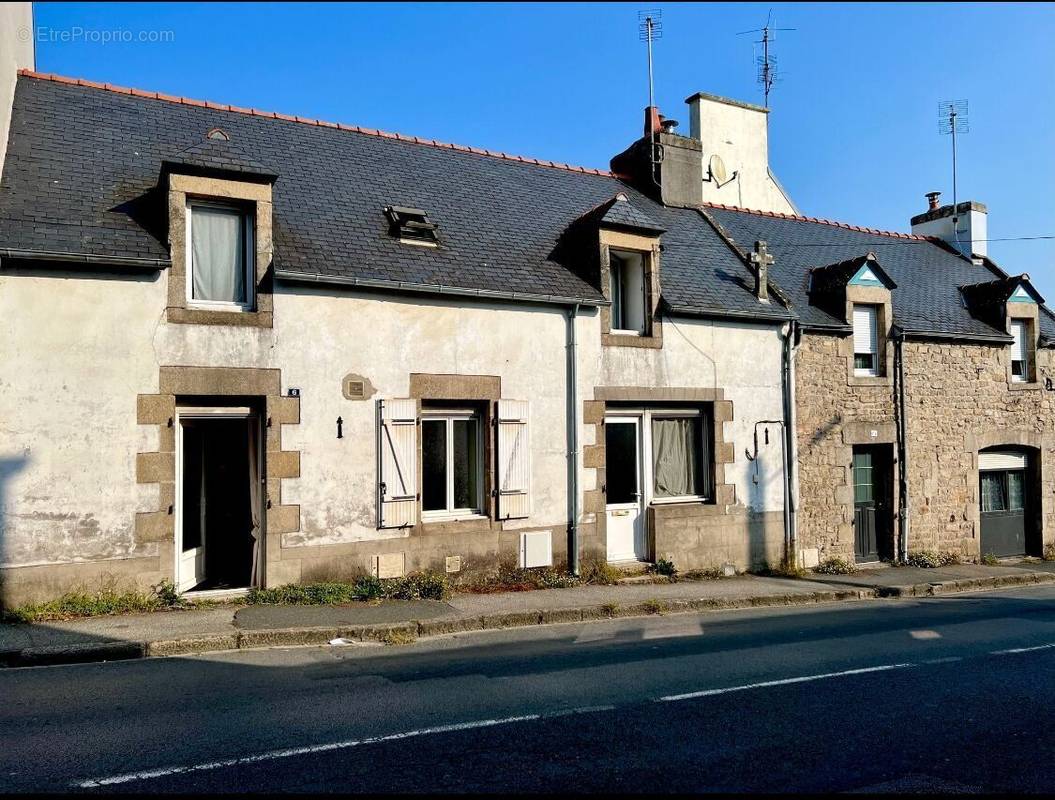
650, 497, 707, 506
848, 374, 892, 387
422, 513, 488, 524
1008, 380, 1042, 391
166, 306, 272, 328
602, 331, 663, 350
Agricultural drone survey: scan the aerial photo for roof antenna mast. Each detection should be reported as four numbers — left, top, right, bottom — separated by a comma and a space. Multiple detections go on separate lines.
938, 99, 969, 255
638, 9, 662, 113
737, 10, 795, 108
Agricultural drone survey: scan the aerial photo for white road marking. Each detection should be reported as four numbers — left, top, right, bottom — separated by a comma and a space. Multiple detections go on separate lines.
922, 656, 963, 664
656, 663, 915, 703
990, 642, 1055, 655
642, 620, 704, 640
910, 630, 942, 640
72, 714, 542, 787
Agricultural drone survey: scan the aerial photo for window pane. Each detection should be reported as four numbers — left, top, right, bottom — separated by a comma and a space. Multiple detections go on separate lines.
191, 206, 246, 303
452, 418, 479, 510
611, 255, 625, 329
853, 452, 873, 504
652, 417, 700, 498
854, 353, 876, 372
1007, 471, 1026, 511
980, 472, 1006, 513
421, 419, 447, 512
605, 422, 639, 504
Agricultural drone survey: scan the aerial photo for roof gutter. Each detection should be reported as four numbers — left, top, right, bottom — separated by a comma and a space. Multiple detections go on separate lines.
0, 249, 169, 270
274, 269, 607, 308
664, 303, 793, 324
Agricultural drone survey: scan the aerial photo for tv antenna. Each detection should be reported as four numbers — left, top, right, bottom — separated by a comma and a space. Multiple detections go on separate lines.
938, 99, 969, 255
737, 11, 795, 108
638, 9, 663, 112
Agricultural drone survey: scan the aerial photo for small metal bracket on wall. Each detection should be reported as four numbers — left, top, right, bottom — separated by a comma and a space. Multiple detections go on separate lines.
336, 416, 344, 439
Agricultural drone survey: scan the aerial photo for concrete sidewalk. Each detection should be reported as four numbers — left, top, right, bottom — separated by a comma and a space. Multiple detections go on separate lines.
2, 561, 1054, 667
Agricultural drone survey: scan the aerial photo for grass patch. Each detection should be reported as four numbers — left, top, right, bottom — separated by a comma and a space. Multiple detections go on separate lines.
641, 599, 666, 615
457, 564, 581, 594
813, 556, 857, 576
580, 559, 623, 586
682, 566, 730, 581
3, 580, 186, 623
1045, 543, 1055, 562
377, 628, 417, 646
247, 571, 450, 606
599, 602, 620, 618
980, 552, 1000, 567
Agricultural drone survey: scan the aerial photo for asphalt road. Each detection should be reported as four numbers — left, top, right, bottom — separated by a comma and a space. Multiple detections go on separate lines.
5, 585, 1055, 793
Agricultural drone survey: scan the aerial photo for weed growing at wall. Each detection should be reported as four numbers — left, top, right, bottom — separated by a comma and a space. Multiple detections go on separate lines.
904, 550, 961, 569
3, 580, 186, 623
247, 571, 450, 605
813, 557, 858, 575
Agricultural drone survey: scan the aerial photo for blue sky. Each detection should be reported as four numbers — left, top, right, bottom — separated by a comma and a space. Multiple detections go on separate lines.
31, 2, 1055, 295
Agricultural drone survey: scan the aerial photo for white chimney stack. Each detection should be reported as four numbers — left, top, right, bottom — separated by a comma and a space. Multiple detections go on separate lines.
910, 194, 988, 259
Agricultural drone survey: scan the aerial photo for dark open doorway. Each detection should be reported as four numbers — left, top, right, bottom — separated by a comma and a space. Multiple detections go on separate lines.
852, 444, 895, 563
178, 409, 261, 592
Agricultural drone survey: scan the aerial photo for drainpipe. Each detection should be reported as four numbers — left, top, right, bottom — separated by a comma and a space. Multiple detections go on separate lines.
782, 320, 800, 568
566, 304, 581, 576
894, 331, 911, 562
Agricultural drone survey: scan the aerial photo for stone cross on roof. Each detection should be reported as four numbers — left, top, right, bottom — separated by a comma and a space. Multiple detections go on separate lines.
750, 240, 774, 301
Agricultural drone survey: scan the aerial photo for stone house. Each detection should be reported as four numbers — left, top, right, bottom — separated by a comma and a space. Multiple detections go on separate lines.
1, 15, 1051, 606
709, 201, 1055, 566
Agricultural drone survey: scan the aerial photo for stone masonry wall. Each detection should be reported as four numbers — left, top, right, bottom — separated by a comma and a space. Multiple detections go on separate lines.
903, 341, 1055, 557
795, 333, 896, 560
796, 331, 1055, 563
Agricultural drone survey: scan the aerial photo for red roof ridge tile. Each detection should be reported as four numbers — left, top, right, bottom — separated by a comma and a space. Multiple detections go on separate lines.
17, 69, 618, 179
700, 200, 928, 240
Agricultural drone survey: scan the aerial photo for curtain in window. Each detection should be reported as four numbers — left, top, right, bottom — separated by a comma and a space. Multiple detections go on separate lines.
980, 472, 1005, 513
191, 206, 245, 303
652, 417, 699, 498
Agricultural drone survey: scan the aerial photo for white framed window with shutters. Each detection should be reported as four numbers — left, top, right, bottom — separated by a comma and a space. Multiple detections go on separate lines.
186, 199, 255, 311
852, 304, 880, 377
1010, 319, 1033, 383
421, 407, 484, 520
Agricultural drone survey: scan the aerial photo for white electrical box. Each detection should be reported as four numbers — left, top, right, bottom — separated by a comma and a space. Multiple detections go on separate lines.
519, 531, 552, 569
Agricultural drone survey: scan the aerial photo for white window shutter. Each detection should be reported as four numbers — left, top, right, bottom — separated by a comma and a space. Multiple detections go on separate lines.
378, 399, 418, 529
496, 400, 531, 520
1011, 320, 1027, 363
852, 305, 878, 355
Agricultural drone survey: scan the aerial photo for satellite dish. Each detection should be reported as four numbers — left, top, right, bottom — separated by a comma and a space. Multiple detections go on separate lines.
709, 154, 728, 184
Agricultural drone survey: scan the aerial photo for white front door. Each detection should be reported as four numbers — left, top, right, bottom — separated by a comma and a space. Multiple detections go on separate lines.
605, 415, 647, 562
177, 417, 207, 593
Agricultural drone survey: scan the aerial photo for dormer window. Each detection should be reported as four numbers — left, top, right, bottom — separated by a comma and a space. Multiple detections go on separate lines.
186, 200, 254, 310
1010, 319, 1034, 382
385, 206, 438, 245
610, 249, 647, 335
852, 304, 880, 376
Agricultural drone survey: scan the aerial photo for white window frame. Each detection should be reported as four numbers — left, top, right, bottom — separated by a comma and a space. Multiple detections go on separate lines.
1010, 319, 1032, 383
852, 304, 880, 377
185, 199, 255, 312
610, 249, 648, 336
612, 407, 709, 506
420, 408, 485, 521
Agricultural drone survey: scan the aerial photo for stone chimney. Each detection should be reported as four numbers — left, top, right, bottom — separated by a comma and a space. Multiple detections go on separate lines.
610, 106, 704, 208
611, 92, 796, 214
910, 195, 988, 259
0, 2, 35, 181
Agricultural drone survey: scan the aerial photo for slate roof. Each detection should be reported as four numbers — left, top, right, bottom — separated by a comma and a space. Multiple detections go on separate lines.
0, 72, 785, 318
162, 132, 278, 182
598, 195, 665, 235
707, 205, 1055, 344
